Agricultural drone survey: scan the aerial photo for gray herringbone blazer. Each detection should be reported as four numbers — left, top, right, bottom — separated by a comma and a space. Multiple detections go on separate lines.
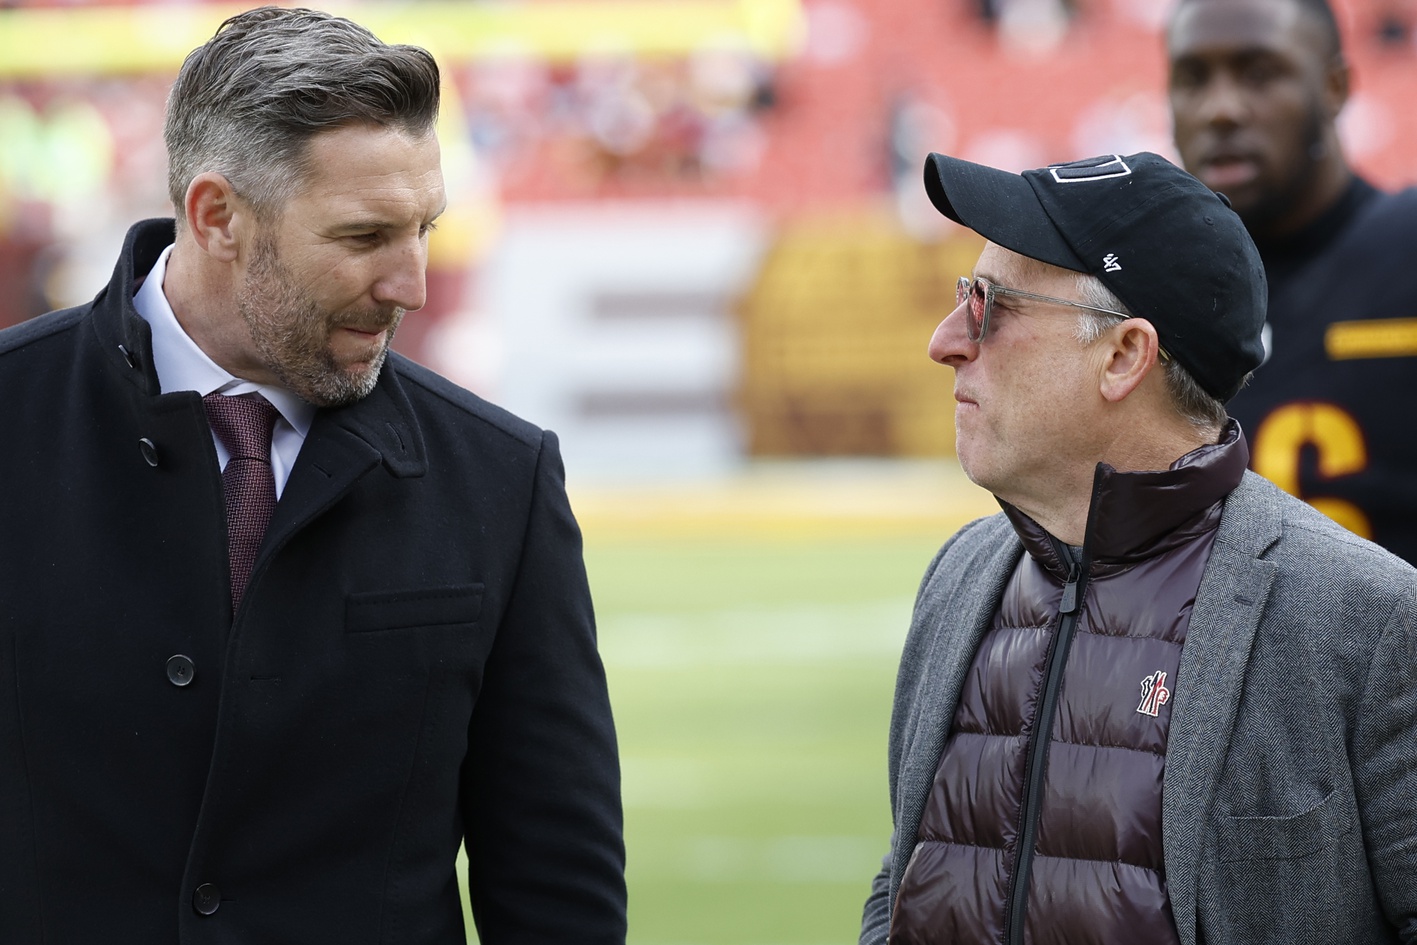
861, 471, 1417, 945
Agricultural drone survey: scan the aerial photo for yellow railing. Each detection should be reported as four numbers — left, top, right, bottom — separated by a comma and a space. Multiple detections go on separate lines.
0, 0, 805, 78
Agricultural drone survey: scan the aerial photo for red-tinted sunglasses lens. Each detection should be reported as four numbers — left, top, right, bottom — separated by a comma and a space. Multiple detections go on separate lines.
956, 277, 987, 342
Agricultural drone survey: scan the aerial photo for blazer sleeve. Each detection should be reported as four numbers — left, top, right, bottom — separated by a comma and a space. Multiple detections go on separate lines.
859, 835, 895, 945
1354, 593, 1417, 941
859, 526, 986, 945
461, 430, 627, 944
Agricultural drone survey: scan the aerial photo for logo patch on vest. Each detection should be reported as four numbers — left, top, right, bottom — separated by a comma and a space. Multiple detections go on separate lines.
1137, 671, 1171, 717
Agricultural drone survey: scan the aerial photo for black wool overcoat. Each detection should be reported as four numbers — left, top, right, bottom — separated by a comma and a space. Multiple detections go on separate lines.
0, 219, 626, 944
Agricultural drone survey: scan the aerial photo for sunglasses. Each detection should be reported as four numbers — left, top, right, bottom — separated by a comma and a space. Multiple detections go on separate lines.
955, 276, 1169, 361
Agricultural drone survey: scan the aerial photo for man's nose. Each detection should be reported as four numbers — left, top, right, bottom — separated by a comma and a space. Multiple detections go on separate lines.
373, 237, 429, 312
928, 299, 978, 365
1195, 73, 1249, 128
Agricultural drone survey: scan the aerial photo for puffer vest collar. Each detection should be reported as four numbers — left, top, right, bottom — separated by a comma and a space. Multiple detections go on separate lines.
1001, 420, 1249, 574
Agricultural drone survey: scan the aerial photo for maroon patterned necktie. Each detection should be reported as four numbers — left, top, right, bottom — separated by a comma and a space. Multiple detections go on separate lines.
203, 392, 281, 610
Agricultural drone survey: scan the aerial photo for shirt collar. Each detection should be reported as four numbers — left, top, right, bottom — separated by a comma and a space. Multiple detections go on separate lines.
131, 244, 316, 437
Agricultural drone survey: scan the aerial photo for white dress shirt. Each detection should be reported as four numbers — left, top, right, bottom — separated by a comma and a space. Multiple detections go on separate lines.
131, 245, 316, 498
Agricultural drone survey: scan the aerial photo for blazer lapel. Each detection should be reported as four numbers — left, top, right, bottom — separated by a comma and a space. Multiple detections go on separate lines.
1162, 473, 1281, 945
892, 517, 1022, 885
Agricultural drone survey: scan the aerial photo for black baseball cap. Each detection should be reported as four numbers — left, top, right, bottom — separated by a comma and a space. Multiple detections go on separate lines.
923, 151, 1266, 403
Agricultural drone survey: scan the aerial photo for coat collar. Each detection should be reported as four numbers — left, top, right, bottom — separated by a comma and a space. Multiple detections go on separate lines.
93, 218, 427, 482
91, 218, 174, 397
307, 355, 427, 479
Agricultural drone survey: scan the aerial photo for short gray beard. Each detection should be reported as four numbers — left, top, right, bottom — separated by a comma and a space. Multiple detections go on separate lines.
238, 236, 402, 407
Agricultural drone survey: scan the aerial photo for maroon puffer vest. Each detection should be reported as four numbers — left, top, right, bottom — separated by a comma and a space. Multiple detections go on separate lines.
890, 424, 1249, 945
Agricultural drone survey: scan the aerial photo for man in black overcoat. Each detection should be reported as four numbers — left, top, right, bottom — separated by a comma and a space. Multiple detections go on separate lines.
0, 8, 626, 943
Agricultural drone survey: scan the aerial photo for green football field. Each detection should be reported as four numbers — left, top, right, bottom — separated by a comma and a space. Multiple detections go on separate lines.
459, 462, 995, 944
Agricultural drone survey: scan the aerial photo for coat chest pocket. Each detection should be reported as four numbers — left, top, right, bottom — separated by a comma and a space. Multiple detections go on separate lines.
345, 584, 484, 634
1217, 788, 1355, 862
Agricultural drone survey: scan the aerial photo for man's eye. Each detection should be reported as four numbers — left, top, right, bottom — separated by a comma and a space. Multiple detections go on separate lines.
1240, 59, 1282, 85
988, 299, 1017, 319
1170, 63, 1206, 90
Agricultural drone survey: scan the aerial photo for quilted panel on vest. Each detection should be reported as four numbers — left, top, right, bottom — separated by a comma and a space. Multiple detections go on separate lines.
891, 530, 1219, 945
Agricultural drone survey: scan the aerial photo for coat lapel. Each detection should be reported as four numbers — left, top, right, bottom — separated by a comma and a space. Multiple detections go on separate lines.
260, 360, 427, 558
891, 516, 1022, 886
1162, 472, 1281, 945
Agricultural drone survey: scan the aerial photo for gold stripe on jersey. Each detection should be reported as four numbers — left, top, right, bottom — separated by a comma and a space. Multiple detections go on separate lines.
1325, 318, 1417, 360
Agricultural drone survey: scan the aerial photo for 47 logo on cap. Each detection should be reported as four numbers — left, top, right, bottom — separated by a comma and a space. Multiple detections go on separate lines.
1049, 154, 1133, 184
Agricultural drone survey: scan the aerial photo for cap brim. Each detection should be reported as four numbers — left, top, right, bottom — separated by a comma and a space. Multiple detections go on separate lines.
924, 152, 1086, 273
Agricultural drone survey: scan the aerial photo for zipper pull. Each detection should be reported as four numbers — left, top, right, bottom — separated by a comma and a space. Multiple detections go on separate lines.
1060, 563, 1082, 615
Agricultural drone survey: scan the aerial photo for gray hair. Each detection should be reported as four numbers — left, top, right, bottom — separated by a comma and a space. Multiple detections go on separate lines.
1072, 274, 1231, 433
164, 6, 441, 219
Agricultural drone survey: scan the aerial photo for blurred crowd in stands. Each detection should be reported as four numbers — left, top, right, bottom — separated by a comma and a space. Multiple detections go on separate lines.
462, 48, 777, 198
0, 42, 779, 327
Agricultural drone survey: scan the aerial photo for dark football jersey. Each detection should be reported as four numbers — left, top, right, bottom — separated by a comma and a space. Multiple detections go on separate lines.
1227, 177, 1417, 565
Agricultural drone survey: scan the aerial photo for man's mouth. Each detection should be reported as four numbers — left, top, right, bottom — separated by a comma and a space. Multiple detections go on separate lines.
339, 322, 392, 342
1198, 153, 1261, 190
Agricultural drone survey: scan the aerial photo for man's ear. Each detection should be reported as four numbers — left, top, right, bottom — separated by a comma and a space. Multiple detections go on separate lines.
1098, 319, 1163, 404
183, 173, 244, 263
1324, 54, 1351, 120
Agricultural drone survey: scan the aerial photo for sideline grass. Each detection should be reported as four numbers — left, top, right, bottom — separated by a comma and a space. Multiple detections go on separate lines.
594, 535, 945, 945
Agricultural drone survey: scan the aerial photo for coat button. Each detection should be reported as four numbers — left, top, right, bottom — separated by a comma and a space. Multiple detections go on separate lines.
166, 654, 195, 687
193, 883, 221, 915
139, 438, 159, 467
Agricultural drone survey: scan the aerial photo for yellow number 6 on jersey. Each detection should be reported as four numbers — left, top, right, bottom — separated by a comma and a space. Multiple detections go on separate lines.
1251, 402, 1373, 539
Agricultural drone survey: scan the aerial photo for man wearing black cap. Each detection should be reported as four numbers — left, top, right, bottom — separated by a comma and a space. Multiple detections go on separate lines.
859, 152, 1417, 945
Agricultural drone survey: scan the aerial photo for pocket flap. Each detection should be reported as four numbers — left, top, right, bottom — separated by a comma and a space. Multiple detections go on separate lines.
346, 585, 484, 633
1219, 789, 1355, 862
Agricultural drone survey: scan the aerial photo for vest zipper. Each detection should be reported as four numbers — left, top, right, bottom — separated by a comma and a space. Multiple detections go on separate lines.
1004, 537, 1090, 945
